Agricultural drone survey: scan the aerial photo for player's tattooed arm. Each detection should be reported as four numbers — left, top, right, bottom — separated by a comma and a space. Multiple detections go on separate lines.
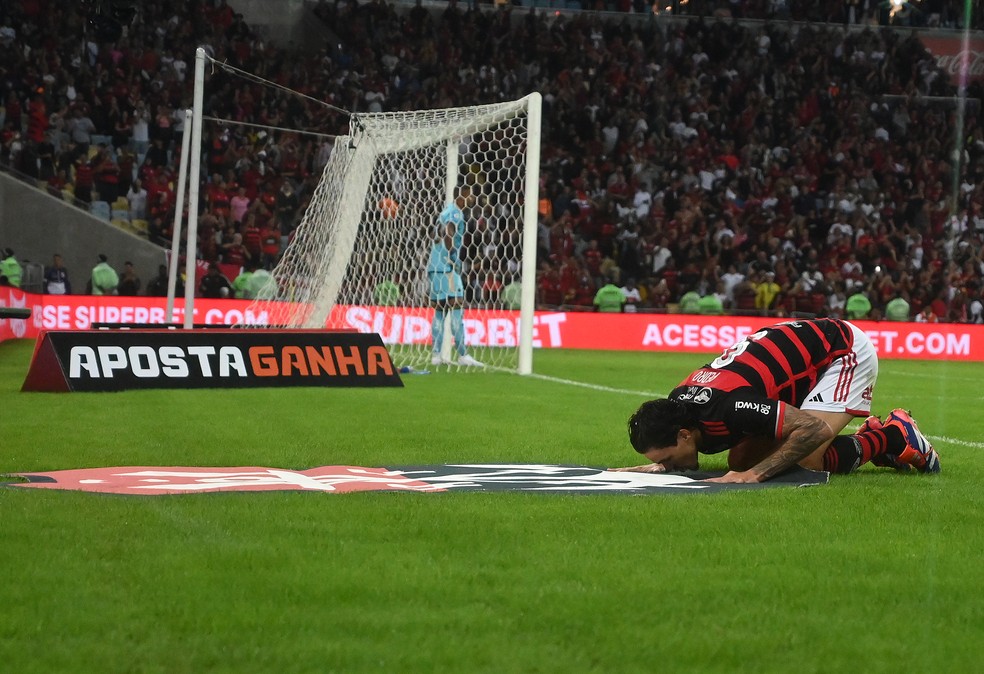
708, 405, 834, 483
746, 406, 834, 481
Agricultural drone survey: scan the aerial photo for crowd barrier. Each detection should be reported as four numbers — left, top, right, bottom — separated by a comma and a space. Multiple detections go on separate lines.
3, 287, 984, 361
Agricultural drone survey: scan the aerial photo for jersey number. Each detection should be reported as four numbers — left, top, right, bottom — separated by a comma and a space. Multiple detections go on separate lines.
710, 330, 767, 368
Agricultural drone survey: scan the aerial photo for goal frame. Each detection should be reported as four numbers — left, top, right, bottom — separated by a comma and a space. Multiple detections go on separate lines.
186, 47, 541, 374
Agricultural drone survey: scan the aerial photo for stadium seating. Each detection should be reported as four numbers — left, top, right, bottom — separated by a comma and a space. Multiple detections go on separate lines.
130, 219, 149, 237
89, 201, 111, 221
111, 197, 131, 222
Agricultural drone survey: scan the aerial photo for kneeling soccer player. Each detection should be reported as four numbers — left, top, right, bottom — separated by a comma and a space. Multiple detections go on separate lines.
617, 318, 940, 482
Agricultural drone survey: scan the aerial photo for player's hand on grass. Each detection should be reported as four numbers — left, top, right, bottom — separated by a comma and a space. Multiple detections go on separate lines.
609, 463, 667, 473
705, 470, 762, 483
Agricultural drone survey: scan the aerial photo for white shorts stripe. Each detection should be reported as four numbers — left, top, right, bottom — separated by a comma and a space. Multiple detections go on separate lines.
802, 324, 877, 416
833, 351, 857, 403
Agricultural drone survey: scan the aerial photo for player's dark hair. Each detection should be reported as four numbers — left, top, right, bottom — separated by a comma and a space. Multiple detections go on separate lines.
627, 399, 698, 454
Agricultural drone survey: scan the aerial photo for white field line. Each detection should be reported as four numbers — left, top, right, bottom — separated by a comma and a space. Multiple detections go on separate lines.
889, 370, 981, 382
527, 372, 662, 398
926, 435, 984, 450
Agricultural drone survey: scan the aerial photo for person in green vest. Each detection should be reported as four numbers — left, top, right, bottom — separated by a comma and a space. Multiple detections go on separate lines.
90, 254, 119, 295
845, 283, 872, 320
232, 259, 256, 299
594, 277, 626, 313
678, 289, 701, 313
884, 293, 910, 322
0, 248, 22, 287
501, 275, 522, 310
243, 265, 274, 300
697, 292, 724, 315
373, 276, 401, 306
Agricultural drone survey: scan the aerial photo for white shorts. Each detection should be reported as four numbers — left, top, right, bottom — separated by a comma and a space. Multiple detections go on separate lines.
800, 323, 877, 417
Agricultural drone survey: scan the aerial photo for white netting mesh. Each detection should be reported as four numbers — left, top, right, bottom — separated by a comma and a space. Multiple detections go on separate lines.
244, 96, 538, 372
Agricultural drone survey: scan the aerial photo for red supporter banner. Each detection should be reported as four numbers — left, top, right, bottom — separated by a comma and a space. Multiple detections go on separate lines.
919, 33, 984, 85
4, 287, 984, 360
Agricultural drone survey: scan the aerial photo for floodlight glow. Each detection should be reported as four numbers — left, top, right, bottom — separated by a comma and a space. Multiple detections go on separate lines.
889, 0, 908, 19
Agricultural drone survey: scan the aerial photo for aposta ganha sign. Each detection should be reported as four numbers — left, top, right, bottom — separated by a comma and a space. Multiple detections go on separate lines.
21, 329, 402, 392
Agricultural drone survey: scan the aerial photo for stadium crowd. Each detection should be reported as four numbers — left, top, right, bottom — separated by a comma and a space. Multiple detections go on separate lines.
2, 0, 984, 322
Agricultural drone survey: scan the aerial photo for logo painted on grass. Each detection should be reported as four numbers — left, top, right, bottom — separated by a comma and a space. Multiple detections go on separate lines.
2, 465, 828, 495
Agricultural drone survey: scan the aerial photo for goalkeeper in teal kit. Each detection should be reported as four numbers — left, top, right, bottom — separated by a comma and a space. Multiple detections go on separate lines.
427, 202, 483, 367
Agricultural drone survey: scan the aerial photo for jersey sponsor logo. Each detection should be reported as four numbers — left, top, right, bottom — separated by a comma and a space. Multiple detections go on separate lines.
3, 464, 830, 495
693, 387, 713, 404
807, 393, 825, 403
735, 400, 773, 414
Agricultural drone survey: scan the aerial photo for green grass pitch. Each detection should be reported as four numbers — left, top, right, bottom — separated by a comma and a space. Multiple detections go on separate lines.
1, 337, 982, 673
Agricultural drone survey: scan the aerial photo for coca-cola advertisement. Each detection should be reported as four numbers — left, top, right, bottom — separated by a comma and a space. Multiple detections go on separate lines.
920, 33, 984, 85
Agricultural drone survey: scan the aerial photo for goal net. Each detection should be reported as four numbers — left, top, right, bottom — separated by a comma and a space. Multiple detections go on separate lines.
245, 94, 541, 374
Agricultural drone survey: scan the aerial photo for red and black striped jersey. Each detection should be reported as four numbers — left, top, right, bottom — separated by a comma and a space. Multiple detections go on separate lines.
683, 318, 854, 404
668, 319, 855, 454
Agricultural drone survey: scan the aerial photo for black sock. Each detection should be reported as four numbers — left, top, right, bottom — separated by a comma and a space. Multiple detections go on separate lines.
822, 436, 864, 474
879, 425, 907, 454
821, 425, 904, 474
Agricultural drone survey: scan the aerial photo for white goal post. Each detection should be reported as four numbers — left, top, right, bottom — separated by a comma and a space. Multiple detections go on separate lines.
244, 93, 542, 374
